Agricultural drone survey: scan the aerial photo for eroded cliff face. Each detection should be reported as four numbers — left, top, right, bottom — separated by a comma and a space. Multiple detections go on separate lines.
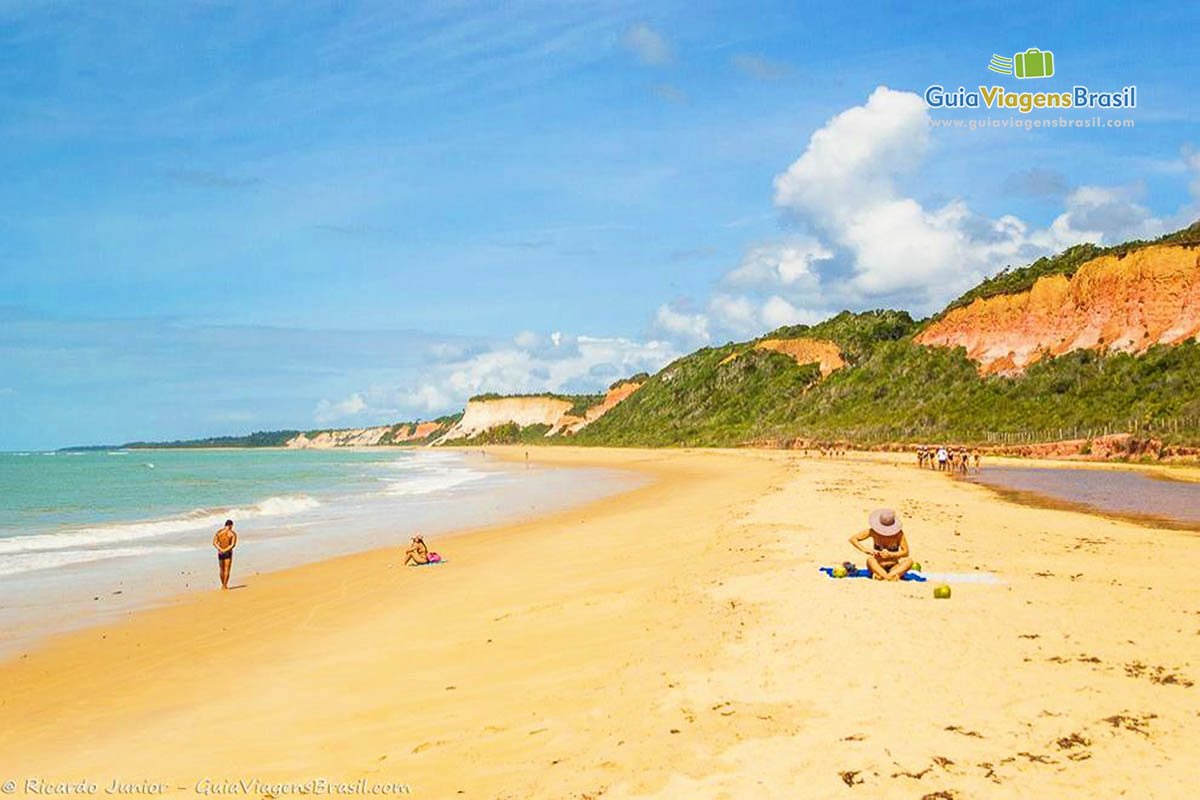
439, 396, 574, 442
437, 383, 646, 442
755, 338, 846, 376
286, 420, 451, 448
287, 426, 391, 448
720, 338, 845, 376
391, 421, 444, 442
918, 245, 1200, 374
552, 380, 644, 435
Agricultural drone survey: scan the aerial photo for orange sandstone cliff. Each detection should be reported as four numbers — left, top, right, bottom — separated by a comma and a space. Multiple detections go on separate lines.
286, 420, 450, 448
287, 426, 392, 448
917, 245, 1200, 374
436, 381, 645, 443
552, 380, 644, 435
754, 338, 846, 376
720, 338, 846, 376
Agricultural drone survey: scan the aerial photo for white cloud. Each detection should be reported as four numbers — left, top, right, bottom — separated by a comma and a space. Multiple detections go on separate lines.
312, 334, 678, 425
513, 329, 581, 360
314, 392, 366, 423
398, 383, 454, 414
691, 87, 1200, 345
775, 86, 931, 218
760, 296, 825, 329
772, 86, 1002, 301
651, 303, 710, 347
723, 239, 830, 290
1045, 184, 1165, 246
621, 23, 671, 66
708, 293, 760, 336
708, 289, 830, 339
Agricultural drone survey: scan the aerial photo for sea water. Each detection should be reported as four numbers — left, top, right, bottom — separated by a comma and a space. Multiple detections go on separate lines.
0, 448, 642, 653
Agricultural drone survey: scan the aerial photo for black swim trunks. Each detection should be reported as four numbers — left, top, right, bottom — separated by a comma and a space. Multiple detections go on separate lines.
218, 550, 232, 561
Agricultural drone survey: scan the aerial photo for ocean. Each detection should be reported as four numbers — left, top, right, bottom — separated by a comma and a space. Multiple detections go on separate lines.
0, 448, 641, 653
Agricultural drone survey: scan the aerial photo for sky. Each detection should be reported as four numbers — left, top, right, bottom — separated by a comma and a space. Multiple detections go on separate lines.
2, 0, 1199, 449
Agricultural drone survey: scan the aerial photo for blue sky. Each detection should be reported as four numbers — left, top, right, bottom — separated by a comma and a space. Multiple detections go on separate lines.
3, 0, 1199, 449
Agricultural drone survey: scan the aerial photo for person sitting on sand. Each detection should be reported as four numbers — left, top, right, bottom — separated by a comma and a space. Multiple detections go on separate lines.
404, 534, 430, 566
849, 508, 913, 581
213, 519, 237, 590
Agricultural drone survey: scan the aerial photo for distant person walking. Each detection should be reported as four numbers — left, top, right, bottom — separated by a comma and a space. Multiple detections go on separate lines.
936, 446, 948, 472
213, 519, 237, 590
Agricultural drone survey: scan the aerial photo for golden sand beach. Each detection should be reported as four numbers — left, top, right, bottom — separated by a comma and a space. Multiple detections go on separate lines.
1, 447, 1197, 798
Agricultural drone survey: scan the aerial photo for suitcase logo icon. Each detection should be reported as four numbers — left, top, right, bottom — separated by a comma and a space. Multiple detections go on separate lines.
988, 48, 1055, 79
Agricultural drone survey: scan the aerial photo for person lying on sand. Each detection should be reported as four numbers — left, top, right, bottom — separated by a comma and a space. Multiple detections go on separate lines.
404, 535, 429, 566
213, 519, 237, 589
849, 508, 913, 581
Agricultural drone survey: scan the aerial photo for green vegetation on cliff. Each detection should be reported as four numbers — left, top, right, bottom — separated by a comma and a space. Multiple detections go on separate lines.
773, 339, 1200, 445
576, 309, 1200, 447
575, 346, 823, 447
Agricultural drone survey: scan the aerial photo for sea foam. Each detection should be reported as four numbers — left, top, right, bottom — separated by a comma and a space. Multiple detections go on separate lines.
0, 494, 322, 556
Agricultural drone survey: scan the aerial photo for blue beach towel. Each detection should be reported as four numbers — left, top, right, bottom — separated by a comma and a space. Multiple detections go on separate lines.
819, 566, 927, 582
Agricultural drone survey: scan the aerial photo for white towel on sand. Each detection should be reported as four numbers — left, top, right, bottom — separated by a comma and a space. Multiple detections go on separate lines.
920, 571, 1004, 584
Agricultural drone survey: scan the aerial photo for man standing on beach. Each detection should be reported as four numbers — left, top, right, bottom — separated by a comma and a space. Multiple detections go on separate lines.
213, 519, 237, 589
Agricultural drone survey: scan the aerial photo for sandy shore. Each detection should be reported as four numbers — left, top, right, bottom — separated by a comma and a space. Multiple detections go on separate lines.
1, 447, 1197, 798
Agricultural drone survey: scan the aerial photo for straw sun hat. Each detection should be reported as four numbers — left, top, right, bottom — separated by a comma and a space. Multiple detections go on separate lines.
868, 508, 903, 536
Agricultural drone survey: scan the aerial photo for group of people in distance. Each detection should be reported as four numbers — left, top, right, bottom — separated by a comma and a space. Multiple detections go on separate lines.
917, 444, 980, 473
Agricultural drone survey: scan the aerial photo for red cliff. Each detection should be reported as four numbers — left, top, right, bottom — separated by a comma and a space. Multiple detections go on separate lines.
917, 245, 1200, 374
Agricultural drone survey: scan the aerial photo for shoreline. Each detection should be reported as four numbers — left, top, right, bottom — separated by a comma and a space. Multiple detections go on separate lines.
0, 449, 644, 658
0, 448, 660, 664
2, 446, 1196, 797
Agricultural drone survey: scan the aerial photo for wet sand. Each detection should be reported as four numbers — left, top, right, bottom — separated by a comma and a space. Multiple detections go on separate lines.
0, 447, 1197, 798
